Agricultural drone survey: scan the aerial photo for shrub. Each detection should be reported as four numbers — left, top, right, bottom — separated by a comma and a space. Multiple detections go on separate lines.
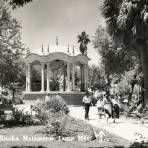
34, 95, 69, 124
44, 113, 72, 137
12, 107, 34, 125
45, 95, 69, 114
43, 115, 96, 140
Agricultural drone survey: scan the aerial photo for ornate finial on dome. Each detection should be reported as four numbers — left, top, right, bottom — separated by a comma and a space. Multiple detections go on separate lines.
56, 36, 58, 45
47, 44, 49, 53
26, 48, 30, 55
42, 44, 44, 54
67, 44, 70, 54
72, 45, 75, 55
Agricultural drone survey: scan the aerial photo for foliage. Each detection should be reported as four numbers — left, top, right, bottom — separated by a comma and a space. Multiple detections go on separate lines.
44, 113, 75, 138
102, 0, 148, 48
77, 31, 90, 55
102, 0, 148, 105
129, 142, 148, 148
4, 0, 32, 9
113, 69, 139, 95
12, 107, 34, 125
93, 26, 138, 75
88, 64, 106, 91
0, 110, 6, 123
34, 95, 69, 124
0, 2, 25, 89
93, 26, 138, 94
44, 114, 95, 139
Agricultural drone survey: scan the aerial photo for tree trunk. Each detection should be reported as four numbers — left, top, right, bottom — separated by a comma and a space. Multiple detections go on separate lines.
128, 83, 135, 101
63, 65, 66, 91
140, 46, 148, 107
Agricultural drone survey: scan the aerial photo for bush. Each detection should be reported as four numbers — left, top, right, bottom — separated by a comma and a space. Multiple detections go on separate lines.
43, 115, 96, 140
12, 107, 34, 125
44, 113, 72, 137
45, 95, 69, 114
34, 95, 69, 124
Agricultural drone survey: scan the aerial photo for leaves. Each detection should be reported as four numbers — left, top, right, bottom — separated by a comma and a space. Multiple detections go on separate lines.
4, 0, 32, 9
0, 3, 25, 88
102, 0, 148, 48
77, 31, 90, 54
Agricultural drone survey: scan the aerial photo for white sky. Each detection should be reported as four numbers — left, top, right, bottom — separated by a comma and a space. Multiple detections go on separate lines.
12, 0, 105, 65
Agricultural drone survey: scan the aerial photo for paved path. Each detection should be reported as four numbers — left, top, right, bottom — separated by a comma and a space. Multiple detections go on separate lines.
69, 106, 148, 142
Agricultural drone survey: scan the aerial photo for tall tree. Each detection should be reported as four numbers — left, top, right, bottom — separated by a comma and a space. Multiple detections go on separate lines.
93, 26, 141, 99
77, 31, 90, 55
102, 0, 148, 106
93, 26, 132, 93
0, 3, 25, 89
94, 26, 138, 75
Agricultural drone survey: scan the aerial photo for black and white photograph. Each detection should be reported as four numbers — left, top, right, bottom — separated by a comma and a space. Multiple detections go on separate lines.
0, 0, 148, 147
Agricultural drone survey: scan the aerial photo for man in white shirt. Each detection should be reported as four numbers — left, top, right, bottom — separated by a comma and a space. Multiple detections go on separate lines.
82, 91, 92, 120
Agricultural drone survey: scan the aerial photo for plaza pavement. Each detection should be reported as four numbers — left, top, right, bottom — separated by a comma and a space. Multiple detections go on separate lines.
69, 106, 148, 142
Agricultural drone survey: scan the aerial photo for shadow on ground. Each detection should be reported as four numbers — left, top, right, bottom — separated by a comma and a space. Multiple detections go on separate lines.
10, 142, 148, 148
88, 142, 148, 148
11, 146, 47, 148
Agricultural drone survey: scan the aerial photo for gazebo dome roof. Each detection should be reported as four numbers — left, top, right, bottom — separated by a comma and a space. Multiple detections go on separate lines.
26, 44, 90, 65
37, 45, 80, 56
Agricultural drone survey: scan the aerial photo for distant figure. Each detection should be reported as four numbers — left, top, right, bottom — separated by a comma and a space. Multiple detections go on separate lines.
36, 99, 40, 104
82, 91, 92, 120
96, 96, 104, 119
55, 93, 62, 99
103, 95, 113, 122
111, 95, 120, 119
45, 93, 50, 102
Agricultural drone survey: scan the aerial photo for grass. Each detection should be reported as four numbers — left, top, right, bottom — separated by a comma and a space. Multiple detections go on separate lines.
0, 125, 131, 148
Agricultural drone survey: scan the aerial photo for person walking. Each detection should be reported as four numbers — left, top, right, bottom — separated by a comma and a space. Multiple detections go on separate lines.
111, 95, 121, 119
82, 91, 92, 120
96, 95, 104, 119
103, 94, 113, 122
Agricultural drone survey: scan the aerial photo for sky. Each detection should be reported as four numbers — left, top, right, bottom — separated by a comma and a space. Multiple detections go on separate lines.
12, 0, 105, 65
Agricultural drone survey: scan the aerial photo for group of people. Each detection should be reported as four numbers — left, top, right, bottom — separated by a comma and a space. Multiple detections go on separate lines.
82, 91, 121, 122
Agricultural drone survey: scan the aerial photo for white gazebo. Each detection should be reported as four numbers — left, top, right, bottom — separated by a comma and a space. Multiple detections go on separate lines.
23, 45, 90, 105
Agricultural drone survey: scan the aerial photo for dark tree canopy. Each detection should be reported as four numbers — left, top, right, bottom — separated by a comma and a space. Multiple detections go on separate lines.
102, 0, 148, 49
4, 0, 32, 9
93, 26, 138, 75
102, 0, 148, 106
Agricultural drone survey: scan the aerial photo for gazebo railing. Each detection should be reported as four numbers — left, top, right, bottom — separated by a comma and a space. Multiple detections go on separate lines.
29, 83, 82, 92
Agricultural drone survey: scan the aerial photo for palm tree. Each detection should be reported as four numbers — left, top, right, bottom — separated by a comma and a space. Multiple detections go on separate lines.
77, 31, 90, 55
102, 0, 148, 106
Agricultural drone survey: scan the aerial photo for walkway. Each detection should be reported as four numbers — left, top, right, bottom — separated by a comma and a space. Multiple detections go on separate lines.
69, 106, 148, 142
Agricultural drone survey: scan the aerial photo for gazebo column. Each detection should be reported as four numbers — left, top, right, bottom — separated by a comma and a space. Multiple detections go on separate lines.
46, 62, 50, 92
80, 64, 85, 92
84, 65, 88, 91
26, 65, 28, 92
41, 63, 45, 92
28, 63, 31, 92
72, 63, 75, 91
67, 62, 70, 91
